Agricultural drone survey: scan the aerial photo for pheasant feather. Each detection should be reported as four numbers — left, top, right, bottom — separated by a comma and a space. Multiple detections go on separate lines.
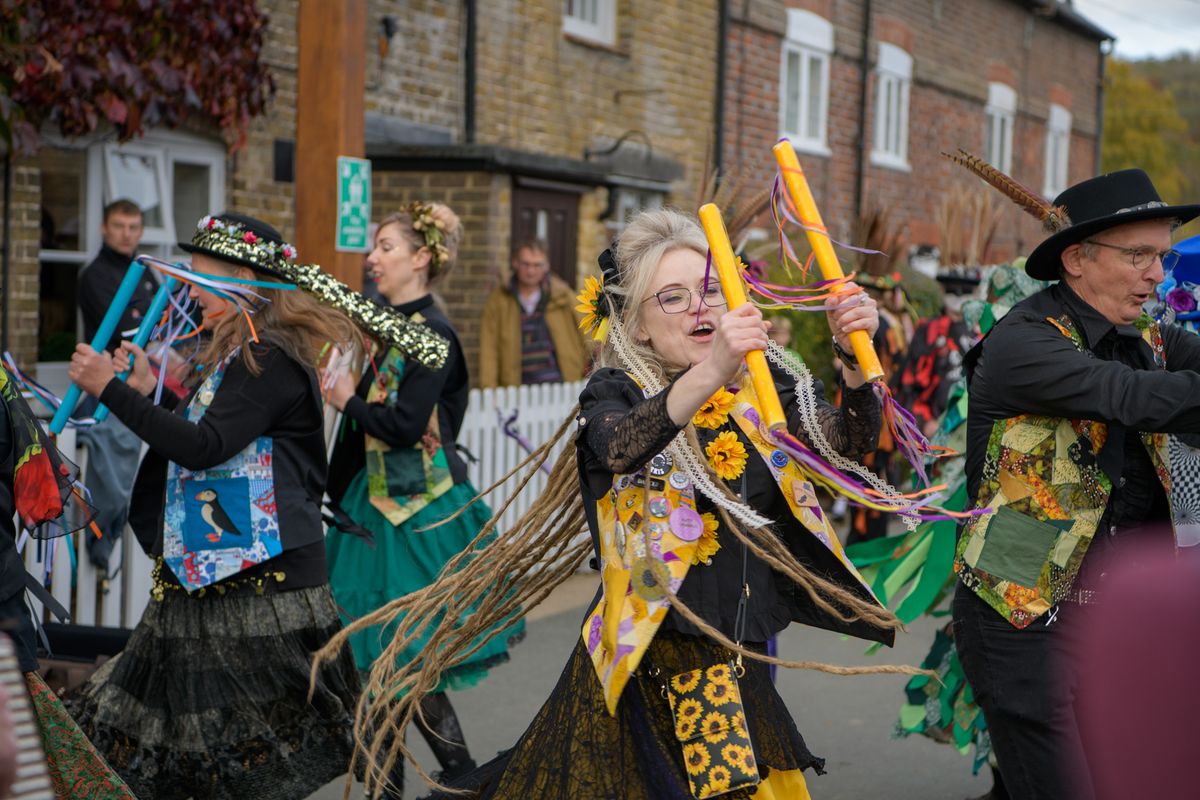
943, 149, 1071, 233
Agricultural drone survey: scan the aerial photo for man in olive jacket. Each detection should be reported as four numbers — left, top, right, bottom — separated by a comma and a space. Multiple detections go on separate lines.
478, 239, 590, 388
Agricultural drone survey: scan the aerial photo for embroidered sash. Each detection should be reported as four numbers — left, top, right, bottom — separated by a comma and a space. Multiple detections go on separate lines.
583, 375, 880, 714
363, 324, 454, 526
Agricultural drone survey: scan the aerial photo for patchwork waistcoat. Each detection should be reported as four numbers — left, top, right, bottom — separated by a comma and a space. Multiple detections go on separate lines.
954, 316, 1173, 628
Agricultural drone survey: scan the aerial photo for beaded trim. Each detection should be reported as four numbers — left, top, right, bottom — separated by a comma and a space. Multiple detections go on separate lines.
150, 557, 286, 601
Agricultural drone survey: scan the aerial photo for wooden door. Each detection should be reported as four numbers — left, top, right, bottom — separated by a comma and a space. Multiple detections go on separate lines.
511, 186, 580, 286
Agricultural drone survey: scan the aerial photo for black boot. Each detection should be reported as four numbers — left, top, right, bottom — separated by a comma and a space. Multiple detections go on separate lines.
415, 692, 477, 782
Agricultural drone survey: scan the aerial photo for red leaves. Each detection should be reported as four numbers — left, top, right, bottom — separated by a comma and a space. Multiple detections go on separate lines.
1, 0, 274, 153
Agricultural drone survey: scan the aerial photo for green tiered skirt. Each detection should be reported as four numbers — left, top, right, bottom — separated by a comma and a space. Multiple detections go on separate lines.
327, 473, 525, 688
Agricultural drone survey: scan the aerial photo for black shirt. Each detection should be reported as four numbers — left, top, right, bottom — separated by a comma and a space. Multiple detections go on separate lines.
966, 282, 1200, 581
577, 366, 894, 646
100, 342, 330, 589
78, 244, 158, 352
328, 295, 470, 503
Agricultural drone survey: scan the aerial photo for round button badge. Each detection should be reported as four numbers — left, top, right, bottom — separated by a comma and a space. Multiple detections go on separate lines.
669, 507, 704, 542
770, 449, 789, 469
648, 497, 672, 518
669, 472, 691, 491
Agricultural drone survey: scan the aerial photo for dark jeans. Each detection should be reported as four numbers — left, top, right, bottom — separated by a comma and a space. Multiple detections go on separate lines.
952, 583, 1095, 800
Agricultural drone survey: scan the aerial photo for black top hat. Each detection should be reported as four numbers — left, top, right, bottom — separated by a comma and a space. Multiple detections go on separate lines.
1025, 169, 1200, 280
179, 212, 298, 280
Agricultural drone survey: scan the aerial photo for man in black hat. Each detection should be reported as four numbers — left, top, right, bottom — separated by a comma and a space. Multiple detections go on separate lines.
951, 169, 1200, 799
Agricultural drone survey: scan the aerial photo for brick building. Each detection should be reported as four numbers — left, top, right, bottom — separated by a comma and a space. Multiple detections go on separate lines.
2, 0, 1108, 378
723, 0, 1110, 258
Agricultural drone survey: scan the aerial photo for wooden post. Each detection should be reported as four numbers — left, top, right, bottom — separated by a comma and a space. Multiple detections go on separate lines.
295, 0, 367, 287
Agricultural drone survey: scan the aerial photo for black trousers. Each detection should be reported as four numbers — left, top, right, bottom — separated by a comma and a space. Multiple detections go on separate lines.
952, 583, 1095, 800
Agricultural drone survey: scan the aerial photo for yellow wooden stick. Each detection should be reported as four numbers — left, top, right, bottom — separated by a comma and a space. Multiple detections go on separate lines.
698, 202, 787, 431
772, 141, 885, 382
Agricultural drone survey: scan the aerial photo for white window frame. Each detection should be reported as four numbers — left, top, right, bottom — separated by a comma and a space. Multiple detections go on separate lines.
985, 82, 1017, 174
609, 186, 664, 236
870, 43, 912, 171
1042, 103, 1072, 199
34, 130, 226, 367
778, 9, 833, 157
103, 142, 174, 248
563, 0, 616, 46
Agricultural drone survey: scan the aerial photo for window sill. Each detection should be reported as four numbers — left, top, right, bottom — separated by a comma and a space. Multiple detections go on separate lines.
780, 137, 831, 159
869, 152, 911, 173
563, 31, 625, 56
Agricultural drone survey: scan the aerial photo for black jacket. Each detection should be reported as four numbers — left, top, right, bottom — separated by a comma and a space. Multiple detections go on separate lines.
78, 244, 158, 352
101, 342, 330, 589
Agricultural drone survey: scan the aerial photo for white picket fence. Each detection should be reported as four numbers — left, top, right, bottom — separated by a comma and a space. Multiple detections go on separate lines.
22, 380, 586, 631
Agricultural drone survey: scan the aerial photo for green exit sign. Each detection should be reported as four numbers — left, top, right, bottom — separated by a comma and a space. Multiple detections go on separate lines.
336, 156, 372, 252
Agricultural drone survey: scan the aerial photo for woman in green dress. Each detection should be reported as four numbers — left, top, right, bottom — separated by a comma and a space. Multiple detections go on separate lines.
325, 201, 524, 795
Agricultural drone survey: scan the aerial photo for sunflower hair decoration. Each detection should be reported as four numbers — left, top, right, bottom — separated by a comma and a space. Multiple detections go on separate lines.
575, 247, 623, 342
403, 201, 452, 269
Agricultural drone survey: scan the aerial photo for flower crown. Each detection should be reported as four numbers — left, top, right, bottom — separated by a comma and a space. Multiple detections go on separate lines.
194, 215, 298, 272
403, 201, 451, 269
575, 248, 622, 342
187, 215, 451, 370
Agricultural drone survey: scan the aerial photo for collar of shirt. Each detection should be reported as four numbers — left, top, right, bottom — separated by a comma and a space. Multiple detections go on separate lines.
1054, 281, 1144, 349
517, 287, 542, 315
392, 293, 435, 318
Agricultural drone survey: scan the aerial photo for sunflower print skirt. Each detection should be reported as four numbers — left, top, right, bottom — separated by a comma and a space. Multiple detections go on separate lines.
427, 630, 820, 799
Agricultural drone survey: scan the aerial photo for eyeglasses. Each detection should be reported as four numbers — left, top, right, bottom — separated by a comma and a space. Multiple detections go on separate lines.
1083, 239, 1181, 272
643, 283, 727, 314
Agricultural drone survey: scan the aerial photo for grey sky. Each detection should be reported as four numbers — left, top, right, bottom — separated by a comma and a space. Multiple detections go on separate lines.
1070, 0, 1200, 59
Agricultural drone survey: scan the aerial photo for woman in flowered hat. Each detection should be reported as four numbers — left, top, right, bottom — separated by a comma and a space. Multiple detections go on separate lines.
323, 202, 525, 795
317, 208, 914, 800
64, 213, 364, 799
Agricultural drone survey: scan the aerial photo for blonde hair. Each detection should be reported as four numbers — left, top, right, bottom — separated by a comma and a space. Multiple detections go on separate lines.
598, 208, 711, 385
312, 207, 916, 798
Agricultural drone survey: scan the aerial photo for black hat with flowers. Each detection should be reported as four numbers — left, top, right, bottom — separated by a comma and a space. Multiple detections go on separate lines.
180, 212, 299, 280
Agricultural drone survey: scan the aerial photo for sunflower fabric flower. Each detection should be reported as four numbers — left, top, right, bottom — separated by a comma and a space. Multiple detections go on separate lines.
693, 388, 736, 429
575, 275, 609, 342
690, 512, 721, 565
705, 431, 747, 481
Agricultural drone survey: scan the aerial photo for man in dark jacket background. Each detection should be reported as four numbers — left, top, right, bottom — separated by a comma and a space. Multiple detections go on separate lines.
77, 199, 157, 353
75, 199, 154, 574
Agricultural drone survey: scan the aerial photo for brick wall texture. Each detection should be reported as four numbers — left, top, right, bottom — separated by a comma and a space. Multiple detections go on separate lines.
724, 0, 1104, 259
5, 0, 1106, 371
1, 162, 42, 367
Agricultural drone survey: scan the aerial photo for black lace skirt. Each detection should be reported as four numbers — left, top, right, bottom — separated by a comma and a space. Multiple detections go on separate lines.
425, 631, 822, 800
65, 582, 360, 800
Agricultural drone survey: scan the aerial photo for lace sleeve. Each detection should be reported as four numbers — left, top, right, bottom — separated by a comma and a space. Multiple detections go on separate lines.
802, 382, 881, 461
582, 389, 682, 475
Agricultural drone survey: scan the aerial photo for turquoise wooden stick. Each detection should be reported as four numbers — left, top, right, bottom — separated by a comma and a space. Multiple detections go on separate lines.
92, 274, 179, 424
50, 260, 147, 434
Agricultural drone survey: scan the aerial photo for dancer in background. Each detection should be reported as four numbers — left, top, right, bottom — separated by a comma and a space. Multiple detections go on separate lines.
324, 201, 525, 794
65, 213, 362, 800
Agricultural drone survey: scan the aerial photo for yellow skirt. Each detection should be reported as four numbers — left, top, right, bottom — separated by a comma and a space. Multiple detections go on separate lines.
754, 768, 812, 799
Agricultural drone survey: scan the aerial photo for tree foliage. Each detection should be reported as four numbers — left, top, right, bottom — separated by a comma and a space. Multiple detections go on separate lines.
1101, 59, 1190, 204
0, 0, 274, 153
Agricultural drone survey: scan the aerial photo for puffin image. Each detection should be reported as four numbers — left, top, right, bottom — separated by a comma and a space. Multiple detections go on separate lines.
194, 489, 250, 544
